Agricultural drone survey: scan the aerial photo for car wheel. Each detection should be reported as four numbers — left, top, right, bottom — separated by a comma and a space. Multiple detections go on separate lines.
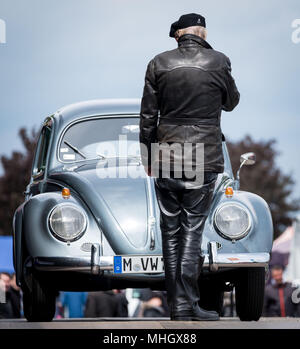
23, 272, 56, 322
198, 280, 224, 315
235, 267, 265, 321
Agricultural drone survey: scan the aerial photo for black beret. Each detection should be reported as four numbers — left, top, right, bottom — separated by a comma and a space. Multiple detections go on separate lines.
169, 13, 206, 38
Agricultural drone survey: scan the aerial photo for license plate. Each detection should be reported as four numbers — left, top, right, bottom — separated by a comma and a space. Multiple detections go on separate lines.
113, 255, 164, 274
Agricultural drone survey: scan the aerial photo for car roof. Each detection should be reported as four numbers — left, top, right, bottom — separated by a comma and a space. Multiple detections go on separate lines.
52, 98, 141, 127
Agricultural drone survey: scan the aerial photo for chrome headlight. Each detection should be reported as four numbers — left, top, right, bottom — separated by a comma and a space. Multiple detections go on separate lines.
214, 203, 251, 240
49, 204, 87, 242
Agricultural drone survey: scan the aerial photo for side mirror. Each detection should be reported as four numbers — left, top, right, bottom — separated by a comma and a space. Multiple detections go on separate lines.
240, 152, 256, 166
233, 152, 256, 190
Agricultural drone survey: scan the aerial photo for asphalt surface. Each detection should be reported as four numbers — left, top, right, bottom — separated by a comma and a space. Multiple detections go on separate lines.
0, 317, 300, 329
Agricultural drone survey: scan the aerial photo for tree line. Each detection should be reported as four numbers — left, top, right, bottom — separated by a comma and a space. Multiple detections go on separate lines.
0, 128, 299, 238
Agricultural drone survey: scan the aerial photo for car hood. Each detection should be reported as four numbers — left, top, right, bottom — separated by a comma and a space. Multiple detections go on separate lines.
49, 164, 161, 254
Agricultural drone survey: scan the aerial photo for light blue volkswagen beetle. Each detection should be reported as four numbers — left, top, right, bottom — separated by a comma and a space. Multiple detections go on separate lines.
13, 99, 273, 321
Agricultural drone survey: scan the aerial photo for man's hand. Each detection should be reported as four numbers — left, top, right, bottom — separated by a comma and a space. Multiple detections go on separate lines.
143, 165, 152, 176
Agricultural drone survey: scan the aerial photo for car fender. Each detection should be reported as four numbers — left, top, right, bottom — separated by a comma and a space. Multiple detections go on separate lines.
21, 191, 102, 259
202, 190, 274, 254
12, 202, 26, 286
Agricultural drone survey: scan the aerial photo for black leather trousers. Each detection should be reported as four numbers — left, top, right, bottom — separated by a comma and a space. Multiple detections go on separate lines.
154, 171, 218, 315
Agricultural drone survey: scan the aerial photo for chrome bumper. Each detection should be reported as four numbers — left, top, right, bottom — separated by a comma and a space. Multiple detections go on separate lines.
206, 241, 270, 272
33, 242, 270, 274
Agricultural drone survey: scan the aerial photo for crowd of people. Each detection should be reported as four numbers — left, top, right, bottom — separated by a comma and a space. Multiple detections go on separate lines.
263, 265, 300, 317
56, 290, 131, 318
55, 288, 170, 318
0, 273, 21, 318
0, 266, 299, 319
0, 273, 170, 319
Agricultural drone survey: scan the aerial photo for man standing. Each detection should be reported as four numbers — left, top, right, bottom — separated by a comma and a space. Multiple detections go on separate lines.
9, 273, 21, 318
0, 273, 13, 318
139, 13, 240, 321
84, 291, 124, 318
62, 291, 87, 318
264, 265, 300, 317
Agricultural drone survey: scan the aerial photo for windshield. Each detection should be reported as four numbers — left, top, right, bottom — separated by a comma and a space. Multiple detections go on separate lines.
58, 116, 233, 179
59, 116, 140, 162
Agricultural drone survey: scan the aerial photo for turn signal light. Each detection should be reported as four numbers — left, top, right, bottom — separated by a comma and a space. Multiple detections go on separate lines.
62, 188, 71, 199
225, 186, 234, 198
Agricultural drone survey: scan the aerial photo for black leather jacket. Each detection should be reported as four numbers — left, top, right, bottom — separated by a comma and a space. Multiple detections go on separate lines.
139, 34, 240, 173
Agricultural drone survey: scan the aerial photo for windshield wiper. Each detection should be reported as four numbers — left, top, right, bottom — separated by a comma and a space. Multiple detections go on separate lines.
64, 140, 86, 159
96, 154, 141, 160
96, 154, 141, 163
97, 153, 107, 160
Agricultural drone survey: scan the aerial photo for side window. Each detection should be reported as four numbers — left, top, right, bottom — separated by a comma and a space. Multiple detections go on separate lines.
32, 124, 52, 176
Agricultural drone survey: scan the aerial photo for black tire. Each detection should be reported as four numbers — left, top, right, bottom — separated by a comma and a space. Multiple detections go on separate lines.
198, 280, 224, 315
22, 272, 56, 322
235, 267, 265, 321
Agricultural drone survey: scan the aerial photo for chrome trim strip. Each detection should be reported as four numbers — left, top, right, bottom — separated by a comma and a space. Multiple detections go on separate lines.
91, 244, 100, 274
207, 241, 218, 272
145, 176, 156, 250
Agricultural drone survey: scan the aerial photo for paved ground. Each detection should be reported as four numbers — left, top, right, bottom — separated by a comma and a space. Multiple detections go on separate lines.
0, 317, 300, 329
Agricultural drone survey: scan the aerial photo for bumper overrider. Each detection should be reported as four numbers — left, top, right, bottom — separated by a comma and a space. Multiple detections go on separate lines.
31, 242, 270, 274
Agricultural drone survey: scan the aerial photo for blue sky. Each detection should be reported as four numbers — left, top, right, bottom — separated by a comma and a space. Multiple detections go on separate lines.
0, 0, 299, 196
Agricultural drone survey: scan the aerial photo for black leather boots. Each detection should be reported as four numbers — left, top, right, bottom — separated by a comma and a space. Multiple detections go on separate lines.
154, 171, 219, 321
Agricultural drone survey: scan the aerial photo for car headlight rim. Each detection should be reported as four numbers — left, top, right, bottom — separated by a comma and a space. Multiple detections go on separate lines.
214, 202, 251, 241
49, 203, 87, 242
